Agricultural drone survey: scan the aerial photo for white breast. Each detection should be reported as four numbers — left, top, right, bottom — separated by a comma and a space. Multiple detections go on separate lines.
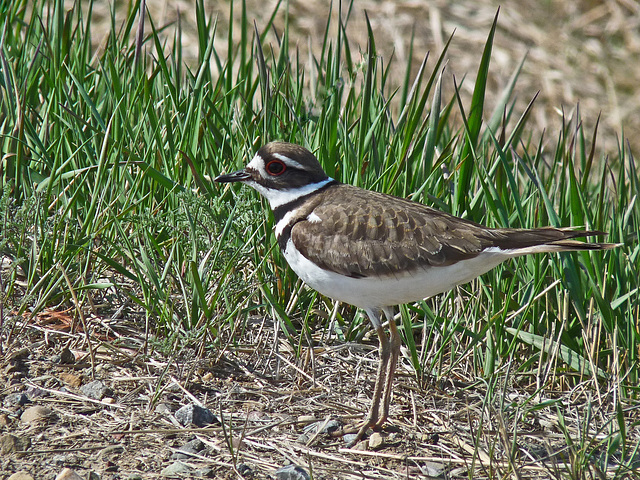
282, 239, 511, 309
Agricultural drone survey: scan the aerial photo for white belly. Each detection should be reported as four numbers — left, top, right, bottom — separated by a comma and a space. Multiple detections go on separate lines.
283, 239, 510, 309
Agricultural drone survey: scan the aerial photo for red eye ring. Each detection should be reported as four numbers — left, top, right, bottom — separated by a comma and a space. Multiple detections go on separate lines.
265, 160, 286, 176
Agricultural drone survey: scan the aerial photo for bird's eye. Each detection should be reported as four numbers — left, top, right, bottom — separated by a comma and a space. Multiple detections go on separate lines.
265, 160, 286, 176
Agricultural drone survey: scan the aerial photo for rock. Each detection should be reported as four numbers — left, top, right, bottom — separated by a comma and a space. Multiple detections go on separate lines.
368, 432, 383, 449
236, 463, 253, 476
4, 392, 30, 407
25, 386, 44, 398
0, 434, 31, 455
351, 438, 369, 451
423, 462, 445, 477
98, 445, 124, 459
52, 454, 68, 465
54, 469, 84, 480
7, 347, 30, 361
5, 360, 25, 375
80, 380, 110, 400
155, 403, 171, 415
194, 467, 213, 477
20, 406, 55, 424
59, 373, 82, 388
59, 347, 76, 364
302, 419, 341, 435
275, 465, 311, 480
0, 414, 9, 426
298, 419, 343, 443
174, 405, 215, 427
342, 433, 359, 446
7, 473, 34, 480
161, 461, 192, 476
172, 438, 205, 460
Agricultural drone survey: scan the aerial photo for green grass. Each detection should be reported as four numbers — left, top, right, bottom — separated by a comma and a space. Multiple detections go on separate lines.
1, 0, 639, 477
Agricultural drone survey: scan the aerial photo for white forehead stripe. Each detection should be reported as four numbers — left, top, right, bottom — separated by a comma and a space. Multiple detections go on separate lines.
246, 153, 265, 171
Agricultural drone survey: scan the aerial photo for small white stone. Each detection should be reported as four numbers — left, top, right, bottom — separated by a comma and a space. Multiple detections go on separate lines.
368, 432, 384, 449
55, 469, 84, 480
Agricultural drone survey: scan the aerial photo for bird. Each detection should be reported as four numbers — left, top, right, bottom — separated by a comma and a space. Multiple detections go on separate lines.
215, 141, 618, 446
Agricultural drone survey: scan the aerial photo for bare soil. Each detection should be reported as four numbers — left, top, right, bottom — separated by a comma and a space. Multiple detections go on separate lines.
3, 308, 635, 479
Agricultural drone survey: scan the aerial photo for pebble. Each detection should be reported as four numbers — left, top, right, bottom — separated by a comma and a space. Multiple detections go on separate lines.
52, 454, 68, 465
297, 415, 316, 424
423, 462, 445, 477
59, 373, 83, 388
20, 406, 55, 424
172, 438, 205, 460
25, 386, 45, 398
7, 473, 34, 480
236, 463, 253, 476
350, 438, 369, 451
4, 392, 30, 407
160, 461, 192, 476
174, 404, 215, 427
0, 434, 31, 455
155, 403, 172, 415
368, 432, 383, 449
302, 419, 341, 435
80, 380, 110, 400
54, 469, 83, 480
342, 433, 359, 446
59, 347, 76, 364
275, 465, 310, 480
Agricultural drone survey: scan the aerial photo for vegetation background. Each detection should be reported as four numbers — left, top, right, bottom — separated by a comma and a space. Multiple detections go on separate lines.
1, 0, 639, 478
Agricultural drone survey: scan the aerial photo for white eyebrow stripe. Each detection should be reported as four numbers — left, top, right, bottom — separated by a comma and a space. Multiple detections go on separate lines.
272, 153, 306, 170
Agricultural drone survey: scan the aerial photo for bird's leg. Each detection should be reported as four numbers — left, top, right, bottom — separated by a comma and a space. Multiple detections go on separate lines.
375, 306, 400, 429
348, 308, 389, 446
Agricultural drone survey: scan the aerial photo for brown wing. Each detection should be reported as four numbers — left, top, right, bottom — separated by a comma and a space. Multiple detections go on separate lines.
290, 185, 492, 278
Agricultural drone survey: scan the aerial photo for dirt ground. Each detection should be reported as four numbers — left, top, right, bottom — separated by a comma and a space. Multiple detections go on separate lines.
4, 308, 634, 479
3, 1, 639, 478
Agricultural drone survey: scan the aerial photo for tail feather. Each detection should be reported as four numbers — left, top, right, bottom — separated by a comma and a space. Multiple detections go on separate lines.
483, 227, 620, 256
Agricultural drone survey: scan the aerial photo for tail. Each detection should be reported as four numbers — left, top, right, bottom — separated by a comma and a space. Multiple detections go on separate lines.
484, 227, 621, 256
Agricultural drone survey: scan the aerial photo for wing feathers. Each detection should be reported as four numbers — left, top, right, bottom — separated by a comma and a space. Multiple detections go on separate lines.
288, 184, 614, 278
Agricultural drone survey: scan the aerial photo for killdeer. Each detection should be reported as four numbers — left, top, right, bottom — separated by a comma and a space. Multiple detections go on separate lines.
215, 141, 617, 445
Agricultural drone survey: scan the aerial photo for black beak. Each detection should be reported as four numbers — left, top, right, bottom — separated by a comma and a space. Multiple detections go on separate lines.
214, 169, 251, 183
